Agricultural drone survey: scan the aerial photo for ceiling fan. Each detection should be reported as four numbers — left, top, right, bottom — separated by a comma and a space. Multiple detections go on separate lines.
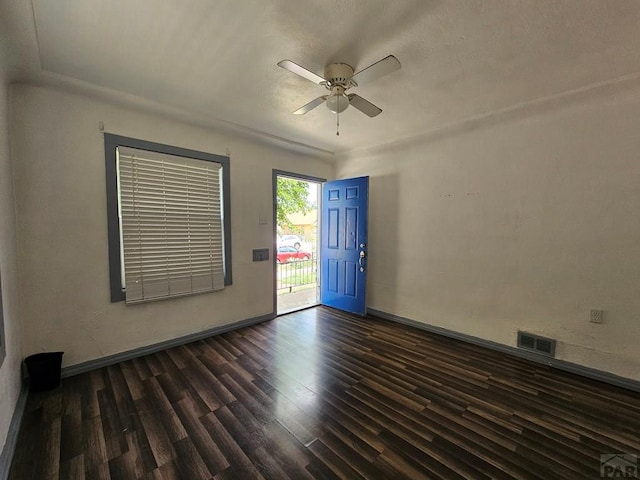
277, 55, 401, 131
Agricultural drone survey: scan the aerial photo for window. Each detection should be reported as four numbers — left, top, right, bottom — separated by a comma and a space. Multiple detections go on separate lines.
105, 134, 231, 303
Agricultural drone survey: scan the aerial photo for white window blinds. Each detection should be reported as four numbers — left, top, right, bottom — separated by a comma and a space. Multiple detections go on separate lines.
117, 147, 225, 304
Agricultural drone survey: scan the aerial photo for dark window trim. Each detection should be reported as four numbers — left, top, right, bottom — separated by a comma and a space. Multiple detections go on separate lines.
105, 134, 232, 302
0, 270, 5, 367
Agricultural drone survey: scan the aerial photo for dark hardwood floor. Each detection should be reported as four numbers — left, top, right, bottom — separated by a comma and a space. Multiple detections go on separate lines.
9, 306, 640, 479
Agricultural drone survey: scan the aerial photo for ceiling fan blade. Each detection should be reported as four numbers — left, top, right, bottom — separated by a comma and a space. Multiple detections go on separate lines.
351, 55, 401, 85
293, 96, 327, 115
348, 94, 382, 117
277, 60, 326, 85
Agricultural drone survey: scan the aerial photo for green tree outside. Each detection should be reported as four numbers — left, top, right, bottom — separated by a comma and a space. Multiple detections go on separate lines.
276, 177, 311, 230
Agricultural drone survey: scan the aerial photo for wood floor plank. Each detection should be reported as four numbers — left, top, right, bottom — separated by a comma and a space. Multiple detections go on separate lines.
125, 409, 158, 474
36, 416, 62, 479
172, 394, 230, 476
172, 436, 212, 480
376, 447, 435, 480
316, 428, 389, 479
322, 413, 384, 460
201, 412, 266, 480
82, 414, 109, 474
377, 428, 480, 480
106, 365, 138, 433
154, 371, 187, 405
85, 461, 111, 480
59, 454, 85, 480
153, 351, 183, 377
107, 447, 144, 480
250, 445, 296, 480
9, 306, 640, 479
96, 388, 127, 461
143, 377, 188, 444
60, 412, 83, 463
179, 357, 225, 411
135, 396, 176, 469
307, 438, 367, 480
164, 345, 194, 370
120, 361, 146, 402
259, 421, 317, 480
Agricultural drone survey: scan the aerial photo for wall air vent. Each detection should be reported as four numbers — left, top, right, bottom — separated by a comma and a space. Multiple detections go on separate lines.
517, 331, 556, 357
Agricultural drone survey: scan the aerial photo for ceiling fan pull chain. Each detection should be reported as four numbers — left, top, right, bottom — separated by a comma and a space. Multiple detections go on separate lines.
336, 109, 340, 136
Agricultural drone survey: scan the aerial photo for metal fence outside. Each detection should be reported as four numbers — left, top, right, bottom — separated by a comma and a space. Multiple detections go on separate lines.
276, 254, 317, 292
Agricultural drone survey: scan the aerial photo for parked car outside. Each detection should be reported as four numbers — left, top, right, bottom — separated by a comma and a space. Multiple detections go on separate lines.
278, 235, 303, 249
276, 246, 311, 263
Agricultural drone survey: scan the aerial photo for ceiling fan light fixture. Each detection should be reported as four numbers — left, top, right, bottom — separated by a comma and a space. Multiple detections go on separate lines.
326, 93, 349, 113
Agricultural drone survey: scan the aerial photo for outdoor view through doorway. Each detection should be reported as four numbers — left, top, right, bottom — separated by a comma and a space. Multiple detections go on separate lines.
276, 176, 320, 314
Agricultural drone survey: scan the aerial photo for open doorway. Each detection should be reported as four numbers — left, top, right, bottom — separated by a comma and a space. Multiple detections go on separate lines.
273, 171, 324, 315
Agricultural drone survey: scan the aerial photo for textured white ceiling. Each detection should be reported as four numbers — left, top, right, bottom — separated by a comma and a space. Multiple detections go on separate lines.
3, 0, 640, 156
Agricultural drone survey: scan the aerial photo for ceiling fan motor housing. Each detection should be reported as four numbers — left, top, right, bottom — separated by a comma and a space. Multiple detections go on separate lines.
324, 63, 356, 88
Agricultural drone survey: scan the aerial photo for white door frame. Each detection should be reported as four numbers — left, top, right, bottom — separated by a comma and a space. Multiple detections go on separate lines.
272, 170, 326, 315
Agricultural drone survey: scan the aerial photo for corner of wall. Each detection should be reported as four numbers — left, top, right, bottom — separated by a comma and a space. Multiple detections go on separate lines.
0, 59, 25, 464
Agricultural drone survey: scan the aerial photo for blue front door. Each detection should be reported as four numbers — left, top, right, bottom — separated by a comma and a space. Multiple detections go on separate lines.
320, 176, 369, 315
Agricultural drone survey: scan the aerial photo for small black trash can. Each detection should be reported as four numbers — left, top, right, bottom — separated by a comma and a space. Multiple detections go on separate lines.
24, 352, 64, 392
